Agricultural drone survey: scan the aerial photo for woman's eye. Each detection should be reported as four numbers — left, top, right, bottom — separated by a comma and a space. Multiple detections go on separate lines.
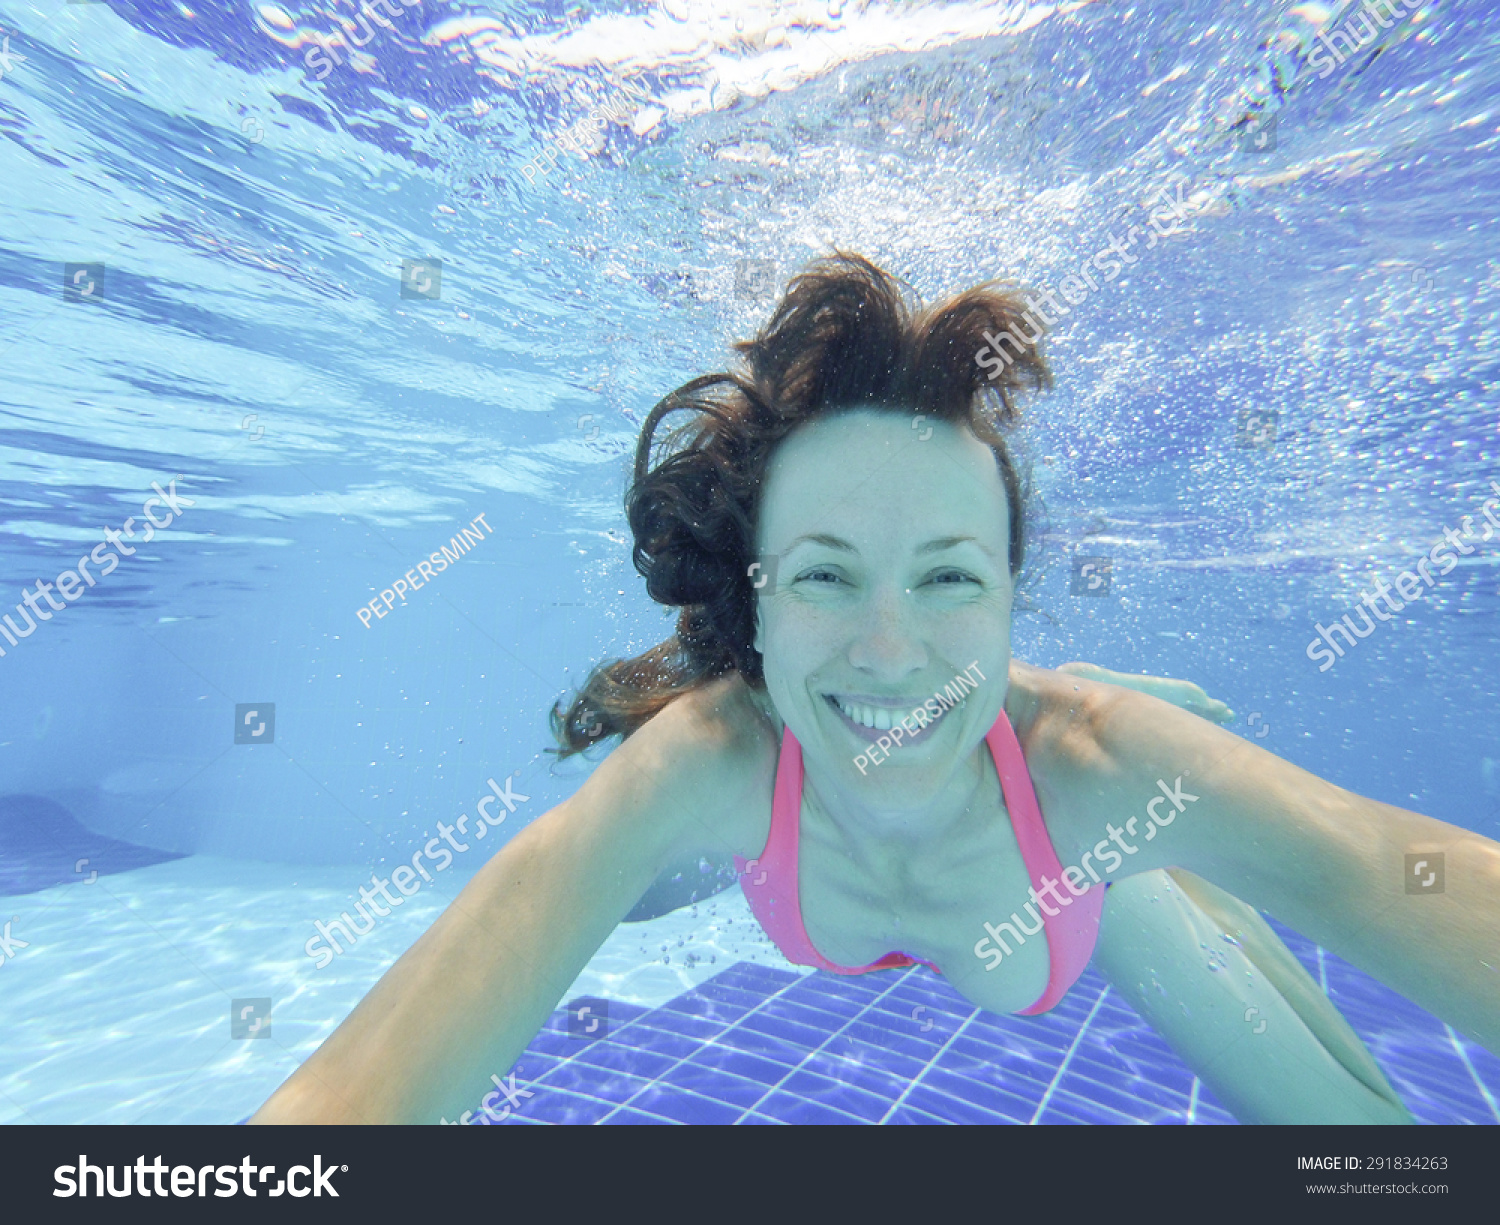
796, 568, 843, 584
928, 570, 979, 585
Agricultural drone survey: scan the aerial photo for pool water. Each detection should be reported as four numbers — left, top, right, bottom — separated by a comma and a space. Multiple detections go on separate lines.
2, 854, 1495, 1124
1, 0, 1497, 1125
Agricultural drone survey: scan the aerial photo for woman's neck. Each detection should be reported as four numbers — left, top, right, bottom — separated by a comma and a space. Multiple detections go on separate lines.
746, 671, 1006, 859
800, 730, 999, 890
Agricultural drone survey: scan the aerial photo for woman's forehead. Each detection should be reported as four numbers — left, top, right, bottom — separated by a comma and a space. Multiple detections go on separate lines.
758, 412, 1009, 546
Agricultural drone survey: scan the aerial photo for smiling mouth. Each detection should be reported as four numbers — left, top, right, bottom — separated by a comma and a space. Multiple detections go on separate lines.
824, 692, 964, 744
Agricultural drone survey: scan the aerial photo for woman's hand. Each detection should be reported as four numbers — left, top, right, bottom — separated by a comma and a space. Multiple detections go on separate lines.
1056, 660, 1235, 724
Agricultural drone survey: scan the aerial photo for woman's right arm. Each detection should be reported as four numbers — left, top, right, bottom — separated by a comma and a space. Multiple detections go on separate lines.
1011, 662, 1500, 1055
251, 677, 769, 1124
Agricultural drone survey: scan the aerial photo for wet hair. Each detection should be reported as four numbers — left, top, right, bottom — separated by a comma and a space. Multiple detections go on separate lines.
551, 251, 1051, 757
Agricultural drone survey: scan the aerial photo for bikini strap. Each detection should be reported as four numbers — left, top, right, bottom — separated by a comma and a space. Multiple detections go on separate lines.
735, 728, 919, 974
985, 710, 1105, 1014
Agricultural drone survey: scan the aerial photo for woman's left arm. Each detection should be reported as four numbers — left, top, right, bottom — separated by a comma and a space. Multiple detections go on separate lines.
1009, 661, 1500, 1055
1056, 660, 1234, 723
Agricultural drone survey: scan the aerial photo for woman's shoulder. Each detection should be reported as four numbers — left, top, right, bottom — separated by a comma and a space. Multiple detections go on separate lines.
1005, 659, 1124, 764
604, 671, 780, 852
652, 672, 780, 758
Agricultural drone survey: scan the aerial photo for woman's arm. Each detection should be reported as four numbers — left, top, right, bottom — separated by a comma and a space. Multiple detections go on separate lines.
251, 678, 768, 1124
1096, 868, 1411, 1123
1010, 661, 1500, 1054
1056, 660, 1235, 724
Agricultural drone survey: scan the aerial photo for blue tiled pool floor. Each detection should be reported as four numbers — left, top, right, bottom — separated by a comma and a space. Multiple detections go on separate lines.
478, 921, 1500, 1125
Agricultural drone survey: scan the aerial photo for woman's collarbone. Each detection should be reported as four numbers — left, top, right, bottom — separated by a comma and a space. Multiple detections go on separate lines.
797, 786, 1051, 1009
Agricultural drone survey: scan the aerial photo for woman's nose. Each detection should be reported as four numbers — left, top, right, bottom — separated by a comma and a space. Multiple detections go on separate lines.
846, 585, 925, 675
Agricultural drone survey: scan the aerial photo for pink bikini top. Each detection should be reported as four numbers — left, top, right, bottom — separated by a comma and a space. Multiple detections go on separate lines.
733, 709, 1104, 1015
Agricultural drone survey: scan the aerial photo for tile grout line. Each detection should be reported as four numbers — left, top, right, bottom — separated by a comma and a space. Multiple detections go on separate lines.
496, 973, 797, 1122
502, 1003, 667, 1115
731, 965, 922, 1125
593, 970, 811, 1124
484, 954, 1492, 1126
558, 1026, 855, 1127
499, 976, 809, 1124
1027, 985, 1111, 1125
875, 1000, 985, 1125
527, 966, 802, 1079
535, 999, 668, 1072
1443, 1023, 1500, 1123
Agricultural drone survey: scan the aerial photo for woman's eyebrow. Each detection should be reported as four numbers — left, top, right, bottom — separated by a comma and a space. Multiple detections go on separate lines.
783, 533, 856, 552
917, 535, 996, 557
779, 533, 998, 558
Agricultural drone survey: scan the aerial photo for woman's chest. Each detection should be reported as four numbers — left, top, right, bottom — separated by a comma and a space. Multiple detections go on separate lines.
793, 793, 1053, 1016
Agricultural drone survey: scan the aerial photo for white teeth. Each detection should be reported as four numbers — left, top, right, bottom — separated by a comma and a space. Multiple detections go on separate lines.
833, 696, 947, 731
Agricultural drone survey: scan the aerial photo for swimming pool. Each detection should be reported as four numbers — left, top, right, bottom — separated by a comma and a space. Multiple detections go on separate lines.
0, 0, 1496, 1128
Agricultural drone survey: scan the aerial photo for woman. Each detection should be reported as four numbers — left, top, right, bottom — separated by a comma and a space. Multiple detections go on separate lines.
255, 253, 1497, 1125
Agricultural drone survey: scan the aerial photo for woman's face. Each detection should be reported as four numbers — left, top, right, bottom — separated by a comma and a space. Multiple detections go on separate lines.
753, 409, 1015, 807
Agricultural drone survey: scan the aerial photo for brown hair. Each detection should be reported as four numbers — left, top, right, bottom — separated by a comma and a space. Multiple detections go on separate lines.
550, 251, 1051, 757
